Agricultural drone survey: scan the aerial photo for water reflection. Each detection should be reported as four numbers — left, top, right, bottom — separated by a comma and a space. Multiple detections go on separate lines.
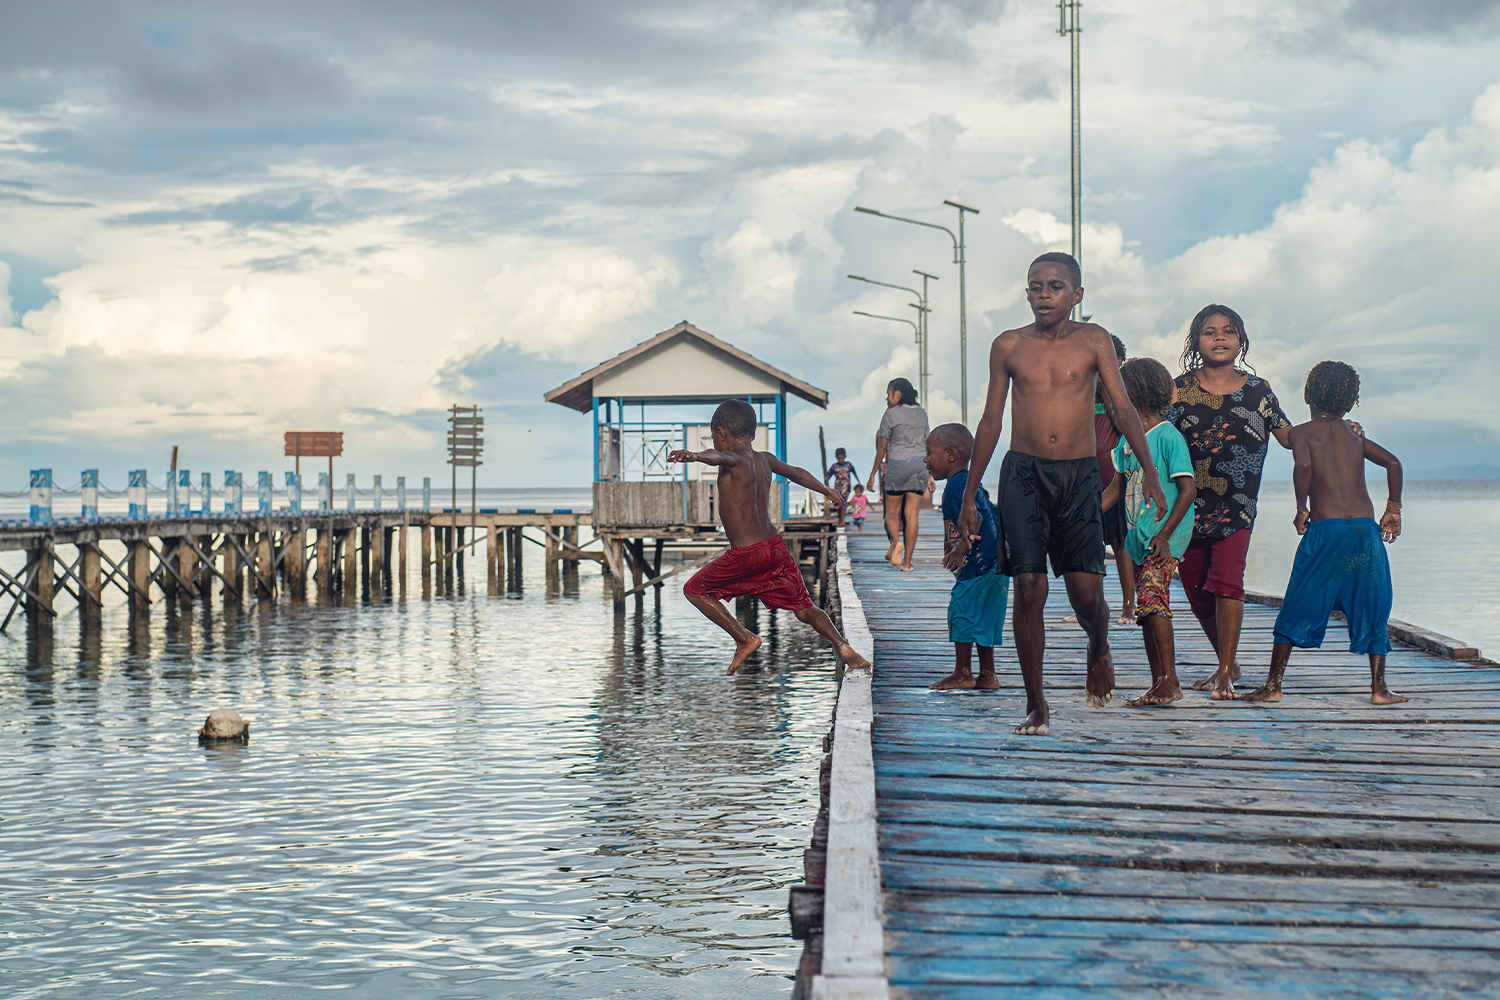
0, 552, 833, 999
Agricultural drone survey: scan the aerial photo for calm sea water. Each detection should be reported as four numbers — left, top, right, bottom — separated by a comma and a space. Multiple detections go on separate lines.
0, 519, 834, 999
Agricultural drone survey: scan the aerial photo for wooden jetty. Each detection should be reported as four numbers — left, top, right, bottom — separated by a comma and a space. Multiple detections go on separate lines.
796, 511, 1500, 998
0, 507, 613, 624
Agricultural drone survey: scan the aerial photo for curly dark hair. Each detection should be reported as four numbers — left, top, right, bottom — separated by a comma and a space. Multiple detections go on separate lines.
1304, 361, 1360, 415
1029, 251, 1082, 288
1180, 303, 1255, 375
711, 399, 757, 438
1119, 357, 1175, 416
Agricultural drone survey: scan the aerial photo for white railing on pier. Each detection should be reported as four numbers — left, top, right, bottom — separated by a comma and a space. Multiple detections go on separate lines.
3, 469, 435, 525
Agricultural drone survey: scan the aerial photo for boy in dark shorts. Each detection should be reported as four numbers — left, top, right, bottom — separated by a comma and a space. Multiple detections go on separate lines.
960, 252, 1166, 735
1100, 359, 1197, 707
924, 424, 1010, 691
1243, 362, 1407, 705
669, 400, 871, 675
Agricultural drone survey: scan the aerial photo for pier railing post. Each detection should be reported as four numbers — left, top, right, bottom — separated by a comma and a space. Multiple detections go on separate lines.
29, 469, 53, 525
82, 470, 98, 522
128, 540, 150, 608
128, 470, 147, 519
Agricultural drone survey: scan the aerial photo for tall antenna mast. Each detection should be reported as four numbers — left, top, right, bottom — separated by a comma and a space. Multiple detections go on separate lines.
1058, 0, 1082, 318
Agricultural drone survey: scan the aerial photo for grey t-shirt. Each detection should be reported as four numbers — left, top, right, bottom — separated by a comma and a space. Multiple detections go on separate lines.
877, 405, 929, 462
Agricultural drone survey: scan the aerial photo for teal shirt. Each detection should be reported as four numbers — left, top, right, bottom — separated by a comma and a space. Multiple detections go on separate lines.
1112, 422, 1195, 564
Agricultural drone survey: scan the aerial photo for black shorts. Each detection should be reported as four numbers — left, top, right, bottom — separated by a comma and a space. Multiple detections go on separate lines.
1101, 490, 1127, 548
996, 452, 1105, 577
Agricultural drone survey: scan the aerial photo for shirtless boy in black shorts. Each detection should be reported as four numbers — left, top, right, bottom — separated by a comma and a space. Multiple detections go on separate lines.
959, 253, 1167, 735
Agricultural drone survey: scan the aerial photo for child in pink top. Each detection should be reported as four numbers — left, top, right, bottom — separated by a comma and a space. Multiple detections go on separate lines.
850, 484, 868, 530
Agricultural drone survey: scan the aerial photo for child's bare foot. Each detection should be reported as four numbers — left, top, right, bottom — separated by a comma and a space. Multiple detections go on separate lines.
1240, 682, 1281, 703
1061, 613, 1078, 623
929, 671, 975, 690
1126, 678, 1183, 707
900, 561, 913, 572
1191, 661, 1241, 691
1371, 685, 1408, 705
885, 542, 900, 565
1012, 709, 1049, 735
1116, 605, 1135, 626
975, 670, 1000, 691
1211, 672, 1239, 700
836, 642, 871, 671
727, 634, 763, 674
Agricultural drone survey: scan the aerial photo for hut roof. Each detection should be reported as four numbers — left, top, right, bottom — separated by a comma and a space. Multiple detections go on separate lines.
543, 321, 829, 412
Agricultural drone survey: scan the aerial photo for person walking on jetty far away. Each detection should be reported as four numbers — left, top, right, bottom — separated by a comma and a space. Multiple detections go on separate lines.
824, 447, 859, 526
1243, 362, 1407, 705
1166, 305, 1295, 699
670, 400, 871, 675
867, 378, 929, 572
960, 252, 1167, 735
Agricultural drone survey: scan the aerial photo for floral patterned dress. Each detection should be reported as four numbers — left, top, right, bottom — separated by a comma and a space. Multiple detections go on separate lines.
1165, 371, 1291, 540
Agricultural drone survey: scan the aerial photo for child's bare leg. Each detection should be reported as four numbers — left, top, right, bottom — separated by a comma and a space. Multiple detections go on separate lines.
793, 605, 871, 669
1011, 573, 1050, 734
1128, 614, 1182, 707
1193, 596, 1244, 698
1114, 548, 1136, 624
686, 591, 761, 674
1242, 642, 1290, 702
931, 642, 976, 690
975, 644, 998, 690
1063, 571, 1114, 707
900, 494, 919, 571
1369, 654, 1407, 705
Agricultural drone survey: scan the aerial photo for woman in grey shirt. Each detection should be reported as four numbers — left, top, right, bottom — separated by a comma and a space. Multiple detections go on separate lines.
866, 377, 929, 571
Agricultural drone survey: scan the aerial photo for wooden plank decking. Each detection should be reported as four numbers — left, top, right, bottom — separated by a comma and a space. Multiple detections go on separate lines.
850, 510, 1500, 998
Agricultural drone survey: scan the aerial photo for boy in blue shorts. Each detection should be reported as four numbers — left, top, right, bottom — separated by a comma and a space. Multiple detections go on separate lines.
1100, 358, 1198, 707
924, 423, 1010, 690
1243, 361, 1407, 705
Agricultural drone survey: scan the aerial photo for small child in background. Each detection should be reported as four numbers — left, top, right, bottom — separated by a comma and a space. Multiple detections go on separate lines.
1243, 362, 1406, 705
1101, 358, 1197, 707
850, 484, 868, 531
825, 448, 859, 526
923, 424, 1010, 691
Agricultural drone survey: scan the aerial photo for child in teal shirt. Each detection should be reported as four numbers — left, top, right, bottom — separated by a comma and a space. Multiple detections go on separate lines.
1102, 358, 1198, 708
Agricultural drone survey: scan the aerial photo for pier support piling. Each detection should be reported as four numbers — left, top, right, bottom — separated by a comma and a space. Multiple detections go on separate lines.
128, 541, 150, 610
81, 544, 102, 613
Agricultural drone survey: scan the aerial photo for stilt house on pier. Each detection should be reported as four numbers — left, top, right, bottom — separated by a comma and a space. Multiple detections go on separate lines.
545, 321, 833, 605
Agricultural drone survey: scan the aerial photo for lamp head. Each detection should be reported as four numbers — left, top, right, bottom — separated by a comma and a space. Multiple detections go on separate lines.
943, 198, 980, 214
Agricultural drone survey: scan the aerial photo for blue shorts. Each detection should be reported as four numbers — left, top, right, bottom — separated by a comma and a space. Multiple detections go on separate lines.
1273, 517, 1392, 656
948, 571, 1010, 647
853, 517, 865, 526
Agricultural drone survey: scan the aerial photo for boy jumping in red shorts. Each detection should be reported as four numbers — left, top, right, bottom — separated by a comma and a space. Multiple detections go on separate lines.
669, 400, 872, 675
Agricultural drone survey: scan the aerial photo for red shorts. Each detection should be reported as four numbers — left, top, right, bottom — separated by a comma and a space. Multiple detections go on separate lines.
1179, 528, 1252, 621
683, 535, 813, 612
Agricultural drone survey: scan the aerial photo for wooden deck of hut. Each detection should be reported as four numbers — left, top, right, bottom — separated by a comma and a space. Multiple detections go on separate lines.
837, 509, 1500, 998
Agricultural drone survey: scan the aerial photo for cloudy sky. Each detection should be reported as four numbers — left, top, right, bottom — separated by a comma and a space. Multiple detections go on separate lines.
2, 0, 1499, 493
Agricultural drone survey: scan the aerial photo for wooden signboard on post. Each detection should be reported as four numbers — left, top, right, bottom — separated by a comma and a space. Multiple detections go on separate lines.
448, 406, 483, 549
285, 431, 344, 593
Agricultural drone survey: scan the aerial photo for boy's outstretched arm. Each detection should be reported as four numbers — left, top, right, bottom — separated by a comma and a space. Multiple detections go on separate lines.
769, 455, 845, 509
959, 337, 1011, 541
1146, 476, 1197, 566
668, 448, 741, 467
1363, 436, 1403, 542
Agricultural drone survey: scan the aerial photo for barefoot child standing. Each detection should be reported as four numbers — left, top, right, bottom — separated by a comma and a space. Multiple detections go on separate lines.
924, 424, 1010, 691
1243, 362, 1407, 705
850, 484, 868, 531
669, 400, 872, 675
1100, 359, 1197, 707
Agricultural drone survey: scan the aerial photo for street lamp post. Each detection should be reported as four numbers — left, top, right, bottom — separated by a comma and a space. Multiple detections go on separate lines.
847, 273, 932, 404
1058, 0, 1082, 318
854, 201, 979, 424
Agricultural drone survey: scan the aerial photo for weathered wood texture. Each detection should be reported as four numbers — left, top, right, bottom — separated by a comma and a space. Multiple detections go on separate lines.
850, 511, 1500, 998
